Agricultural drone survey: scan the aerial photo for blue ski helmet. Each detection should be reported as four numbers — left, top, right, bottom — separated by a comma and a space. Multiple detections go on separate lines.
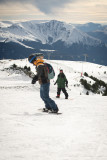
28, 54, 36, 63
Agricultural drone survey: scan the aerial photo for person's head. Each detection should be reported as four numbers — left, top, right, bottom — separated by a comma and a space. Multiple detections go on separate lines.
28, 53, 44, 64
60, 69, 63, 73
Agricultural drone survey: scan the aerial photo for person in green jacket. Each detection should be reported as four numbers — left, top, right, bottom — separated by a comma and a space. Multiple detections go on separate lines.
54, 69, 69, 99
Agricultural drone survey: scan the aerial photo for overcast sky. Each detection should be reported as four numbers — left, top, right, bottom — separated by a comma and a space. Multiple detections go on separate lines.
0, 0, 107, 24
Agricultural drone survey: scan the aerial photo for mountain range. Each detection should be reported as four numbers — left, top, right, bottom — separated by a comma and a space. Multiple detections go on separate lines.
0, 20, 107, 65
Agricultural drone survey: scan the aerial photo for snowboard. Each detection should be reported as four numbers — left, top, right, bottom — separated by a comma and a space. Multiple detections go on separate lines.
48, 112, 62, 115
38, 109, 62, 115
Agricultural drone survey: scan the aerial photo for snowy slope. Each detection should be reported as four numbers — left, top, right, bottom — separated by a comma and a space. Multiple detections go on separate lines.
0, 59, 107, 160
0, 20, 101, 46
0, 23, 37, 44
0, 21, 15, 28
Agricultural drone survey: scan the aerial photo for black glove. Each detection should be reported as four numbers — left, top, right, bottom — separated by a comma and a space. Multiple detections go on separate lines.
54, 82, 56, 85
31, 75, 38, 84
66, 80, 68, 87
31, 79, 36, 84
66, 84, 68, 87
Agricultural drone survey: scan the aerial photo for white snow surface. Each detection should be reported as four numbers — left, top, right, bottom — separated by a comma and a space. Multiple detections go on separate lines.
0, 59, 107, 160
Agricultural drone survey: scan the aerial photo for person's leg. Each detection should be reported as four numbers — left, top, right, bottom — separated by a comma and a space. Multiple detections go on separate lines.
56, 88, 61, 98
62, 88, 68, 99
42, 83, 59, 111
40, 84, 51, 110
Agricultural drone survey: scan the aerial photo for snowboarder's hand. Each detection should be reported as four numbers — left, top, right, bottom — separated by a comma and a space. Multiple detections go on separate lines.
66, 84, 68, 87
31, 79, 36, 84
54, 82, 56, 85
31, 75, 38, 84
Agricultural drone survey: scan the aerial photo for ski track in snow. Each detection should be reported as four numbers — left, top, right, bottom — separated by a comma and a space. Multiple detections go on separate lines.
0, 59, 107, 160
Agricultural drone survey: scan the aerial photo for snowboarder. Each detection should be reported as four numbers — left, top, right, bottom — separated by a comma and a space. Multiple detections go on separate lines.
54, 69, 69, 99
28, 53, 59, 113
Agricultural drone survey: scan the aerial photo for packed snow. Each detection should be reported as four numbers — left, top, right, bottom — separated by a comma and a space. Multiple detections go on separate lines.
0, 59, 107, 160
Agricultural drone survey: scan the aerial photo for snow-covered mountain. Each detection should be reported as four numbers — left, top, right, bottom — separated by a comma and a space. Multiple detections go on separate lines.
0, 22, 37, 44
0, 20, 107, 65
0, 20, 101, 46
22, 20, 102, 46
88, 29, 107, 46
75, 22, 107, 46
74, 22, 105, 32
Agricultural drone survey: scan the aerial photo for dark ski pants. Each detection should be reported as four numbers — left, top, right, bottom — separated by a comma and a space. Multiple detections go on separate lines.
40, 83, 58, 111
57, 88, 68, 98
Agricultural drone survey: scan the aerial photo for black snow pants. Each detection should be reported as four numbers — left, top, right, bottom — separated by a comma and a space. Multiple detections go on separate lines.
57, 88, 68, 98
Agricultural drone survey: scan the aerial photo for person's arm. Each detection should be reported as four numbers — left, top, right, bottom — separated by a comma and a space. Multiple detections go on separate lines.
54, 81, 57, 85
65, 76, 68, 87
54, 76, 59, 85
31, 75, 38, 84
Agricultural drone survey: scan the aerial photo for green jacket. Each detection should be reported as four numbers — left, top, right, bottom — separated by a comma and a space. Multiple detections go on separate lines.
55, 73, 68, 88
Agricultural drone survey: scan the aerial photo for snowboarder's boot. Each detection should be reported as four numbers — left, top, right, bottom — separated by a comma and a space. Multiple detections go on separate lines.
65, 93, 69, 99
42, 108, 49, 112
65, 96, 68, 99
49, 109, 59, 113
56, 95, 60, 98
43, 108, 52, 112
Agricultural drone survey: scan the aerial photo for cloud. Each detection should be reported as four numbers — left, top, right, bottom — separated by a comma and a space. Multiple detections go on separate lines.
33, 0, 73, 14
0, 0, 73, 14
0, 0, 107, 23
